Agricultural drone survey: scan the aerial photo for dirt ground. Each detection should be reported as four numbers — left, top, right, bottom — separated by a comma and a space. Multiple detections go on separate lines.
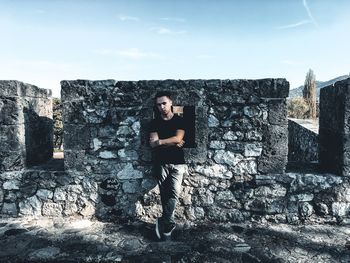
0, 217, 349, 263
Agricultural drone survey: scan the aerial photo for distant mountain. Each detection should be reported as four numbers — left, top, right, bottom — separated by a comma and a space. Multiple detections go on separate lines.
288, 75, 349, 98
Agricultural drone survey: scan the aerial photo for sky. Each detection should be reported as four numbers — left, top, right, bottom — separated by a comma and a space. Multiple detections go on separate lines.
0, 0, 349, 98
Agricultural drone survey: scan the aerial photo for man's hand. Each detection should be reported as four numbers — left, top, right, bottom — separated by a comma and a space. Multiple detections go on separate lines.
149, 138, 159, 148
176, 140, 185, 148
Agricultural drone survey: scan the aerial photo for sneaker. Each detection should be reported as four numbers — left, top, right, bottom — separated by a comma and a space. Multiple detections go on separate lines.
155, 218, 163, 239
163, 222, 176, 238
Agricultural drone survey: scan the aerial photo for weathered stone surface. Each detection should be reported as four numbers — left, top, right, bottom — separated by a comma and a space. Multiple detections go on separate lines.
208, 114, 219, 127
64, 203, 78, 216
122, 181, 140, 194
28, 246, 61, 261
3, 180, 20, 190
213, 150, 244, 166
244, 143, 262, 157
36, 189, 54, 200
116, 164, 143, 180
118, 149, 139, 161
54, 188, 67, 202
299, 202, 314, 218
258, 78, 289, 98
232, 160, 257, 175
64, 124, 90, 150
215, 190, 239, 209
42, 202, 62, 217
209, 141, 226, 150
99, 150, 118, 159
288, 119, 318, 163
289, 173, 343, 193
1, 202, 18, 215
19, 195, 42, 216
290, 194, 314, 202
254, 185, 287, 198
186, 206, 205, 220
319, 78, 350, 176
195, 164, 232, 179
332, 202, 350, 217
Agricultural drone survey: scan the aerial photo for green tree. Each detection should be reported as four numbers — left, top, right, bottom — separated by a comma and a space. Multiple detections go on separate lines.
53, 98, 63, 150
303, 69, 317, 119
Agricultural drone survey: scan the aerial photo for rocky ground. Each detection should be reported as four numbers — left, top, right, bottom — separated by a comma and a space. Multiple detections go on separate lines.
0, 217, 349, 263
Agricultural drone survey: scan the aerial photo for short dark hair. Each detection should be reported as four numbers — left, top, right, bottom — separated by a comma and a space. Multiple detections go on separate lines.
154, 91, 172, 100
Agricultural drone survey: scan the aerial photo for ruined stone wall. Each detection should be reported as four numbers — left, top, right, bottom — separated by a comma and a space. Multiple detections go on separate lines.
0, 80, 53, 216
319, 78, 350, 176
1, 78, 350, 223
59, 79, 289, 222
288, 119, 318, 163
0, 81, 53, 170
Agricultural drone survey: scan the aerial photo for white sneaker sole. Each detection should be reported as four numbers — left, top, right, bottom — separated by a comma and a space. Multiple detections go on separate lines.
163, 225, 176, 237
155, 218, 161, 239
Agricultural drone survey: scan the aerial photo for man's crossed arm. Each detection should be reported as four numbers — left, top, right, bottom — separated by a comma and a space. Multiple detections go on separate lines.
149, 129, 185, 148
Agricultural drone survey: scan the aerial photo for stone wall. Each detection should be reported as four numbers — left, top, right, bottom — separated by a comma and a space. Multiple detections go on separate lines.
60, 79, 290, 222
1, 78, 350, 224
0, 81, 53, 170
288, 119, 318, 163
319, 78, 350, 176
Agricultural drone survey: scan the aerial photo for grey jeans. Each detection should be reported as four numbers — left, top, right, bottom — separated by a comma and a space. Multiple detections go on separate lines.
153, 164, 188, 224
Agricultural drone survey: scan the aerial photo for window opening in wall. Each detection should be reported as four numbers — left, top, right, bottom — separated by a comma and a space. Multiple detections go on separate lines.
153, 105, 196, 148
53, 98, 64, 160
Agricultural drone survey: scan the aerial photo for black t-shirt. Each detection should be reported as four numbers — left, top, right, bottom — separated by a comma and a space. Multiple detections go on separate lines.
149, 114, 185, 164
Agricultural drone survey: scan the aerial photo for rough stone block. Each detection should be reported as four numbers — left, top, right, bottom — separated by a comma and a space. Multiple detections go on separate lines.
0, 124, 25, 152
0, 150, 25, 171
319, 78, 350, 176
0, 80, 20, 97
42, 202, 63, 216
266, 99, 287, 125
0, 97, 24, 125
258, 78, 289, 98
1, 202, 18, 215
64, 124, 90, 151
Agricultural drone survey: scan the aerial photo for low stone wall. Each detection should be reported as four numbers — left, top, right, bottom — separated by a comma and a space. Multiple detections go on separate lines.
1, 167, 350, 224
0, 81, 53, 170
288, 119, 318, 163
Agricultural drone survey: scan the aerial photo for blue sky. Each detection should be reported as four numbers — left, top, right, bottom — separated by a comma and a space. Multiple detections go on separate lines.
0, 0, 349, 98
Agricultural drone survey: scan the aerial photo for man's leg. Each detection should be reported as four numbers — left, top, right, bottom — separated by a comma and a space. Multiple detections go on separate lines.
153, 164, 169, 239
162, 164, 187, 224
153, 164, 187, 239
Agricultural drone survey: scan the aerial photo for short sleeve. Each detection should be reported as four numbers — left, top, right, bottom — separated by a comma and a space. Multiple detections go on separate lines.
176, 116, 186, 131
149, 119, 158, 133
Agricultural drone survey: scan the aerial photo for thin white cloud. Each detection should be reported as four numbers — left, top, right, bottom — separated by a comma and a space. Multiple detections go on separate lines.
303, 0, 318, 27
118, 15, 140, 22
149, 26, 187, 35
160, 17, 186, 23
96, 48, 162, 60
278, 20, 311, 29
277, 0, 318, 29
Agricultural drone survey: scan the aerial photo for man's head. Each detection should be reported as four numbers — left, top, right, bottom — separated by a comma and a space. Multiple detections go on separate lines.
154, 91, 173, 116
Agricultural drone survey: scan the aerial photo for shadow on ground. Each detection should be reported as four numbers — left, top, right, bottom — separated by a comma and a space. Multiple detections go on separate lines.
0, 218, 349, 263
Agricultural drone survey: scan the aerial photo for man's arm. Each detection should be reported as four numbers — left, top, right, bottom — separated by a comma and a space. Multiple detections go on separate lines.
149, 129, 185, 148
149, 132, 159, 148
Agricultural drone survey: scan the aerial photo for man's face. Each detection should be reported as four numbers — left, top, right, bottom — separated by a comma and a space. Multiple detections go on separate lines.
156, 96, 172, 116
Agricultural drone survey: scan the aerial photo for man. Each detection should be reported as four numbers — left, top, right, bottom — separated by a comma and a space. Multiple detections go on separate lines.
149, 91, 187, 240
